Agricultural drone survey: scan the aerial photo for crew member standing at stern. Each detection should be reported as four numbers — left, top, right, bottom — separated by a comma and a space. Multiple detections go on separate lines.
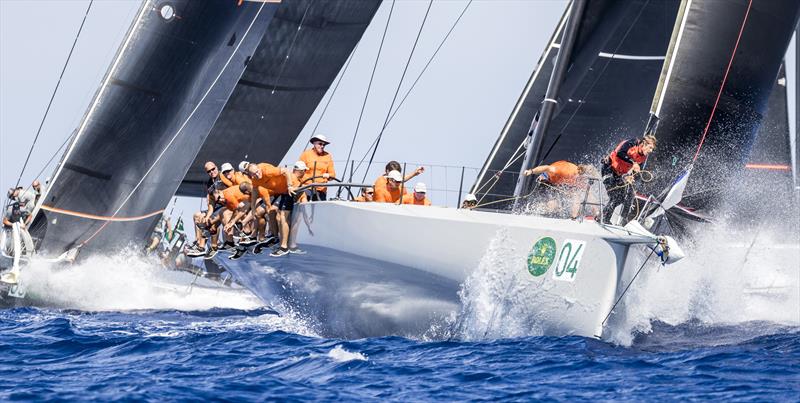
299, 135, 335, 201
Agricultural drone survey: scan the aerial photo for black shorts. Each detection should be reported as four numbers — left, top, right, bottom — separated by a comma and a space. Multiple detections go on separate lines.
271, 194, 295, 211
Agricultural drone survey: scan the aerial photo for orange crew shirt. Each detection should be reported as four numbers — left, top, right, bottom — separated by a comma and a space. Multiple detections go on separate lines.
299, 149, 335, 193
545, 160, 580, 186
223, 185, 249, 211
250, 163, 284, 201
374, 185, 406, 203
401, 193, 431, 206
220, 171, 251, 188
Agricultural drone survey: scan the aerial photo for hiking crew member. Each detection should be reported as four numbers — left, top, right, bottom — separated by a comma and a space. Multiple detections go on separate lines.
268, 161, 308, 257
219, 162, 250, 188
374, 161, 424, 194
222, 182, 259, 242
246, 162, 297, 248
401, 183, 431, 206
525, 160, 591, 219
461, 194, 478, 209
601, 135, 656, 225
299, 135, 335, 201
374, 170, 405, 203
355, 187, 375, 202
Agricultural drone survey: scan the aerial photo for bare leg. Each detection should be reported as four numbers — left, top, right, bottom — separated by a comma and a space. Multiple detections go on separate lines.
268, 206, 278, 240
278, 210, 290, 249
193, 212, 206, 248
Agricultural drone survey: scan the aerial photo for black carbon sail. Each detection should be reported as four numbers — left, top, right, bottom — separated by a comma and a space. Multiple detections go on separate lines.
472, 0, 680, 205
31, 0, 280, 256
178, 0, 383, 197
643, 0, 800, 213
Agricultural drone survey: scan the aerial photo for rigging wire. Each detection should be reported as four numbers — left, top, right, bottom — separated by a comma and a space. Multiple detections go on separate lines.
13, 0, 93, 190
345, 0, 472, 181
360, 0, 435, 183
382, 0, 472, 129
341, 0, 396, 187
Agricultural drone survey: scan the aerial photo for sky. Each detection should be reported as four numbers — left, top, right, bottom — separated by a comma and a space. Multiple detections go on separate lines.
1, 0, 797, 237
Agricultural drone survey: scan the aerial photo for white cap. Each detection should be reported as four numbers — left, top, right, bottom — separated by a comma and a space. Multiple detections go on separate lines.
387, 170, 402, 182
310, 134, 330, 145
220, 162, 234, 173
238, 161, 250, 172
293, 161, 309, 171
464, 193, 477, 202
413, 182, 427, 193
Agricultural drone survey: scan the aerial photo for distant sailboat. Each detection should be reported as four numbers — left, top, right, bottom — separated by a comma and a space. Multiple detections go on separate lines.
1, 0, 382, 298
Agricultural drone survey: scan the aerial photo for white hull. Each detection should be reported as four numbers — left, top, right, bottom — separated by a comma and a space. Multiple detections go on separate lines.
217, 201, 658, 338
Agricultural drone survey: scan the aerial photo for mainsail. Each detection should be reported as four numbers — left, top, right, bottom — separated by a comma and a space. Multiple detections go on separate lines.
643, 0, 800, 212
472, 0, 680, 204
178, 0, 382, 197
31, 0, 280, 256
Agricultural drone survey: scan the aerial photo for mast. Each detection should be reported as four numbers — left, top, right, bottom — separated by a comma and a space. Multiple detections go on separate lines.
513, 0, 587, 199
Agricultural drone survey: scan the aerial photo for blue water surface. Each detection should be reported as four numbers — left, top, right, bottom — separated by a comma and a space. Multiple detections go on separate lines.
1, 307, 797, 401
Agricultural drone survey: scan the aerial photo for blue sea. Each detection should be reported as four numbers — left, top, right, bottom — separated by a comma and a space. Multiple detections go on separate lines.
2, 246, 799, 401
1, 306, 798, 401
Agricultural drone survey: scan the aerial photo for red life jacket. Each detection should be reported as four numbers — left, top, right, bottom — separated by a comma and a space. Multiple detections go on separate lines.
609, 140, 647, 176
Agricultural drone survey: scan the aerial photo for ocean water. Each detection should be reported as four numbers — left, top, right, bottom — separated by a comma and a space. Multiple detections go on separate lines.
1, 226, 798, 401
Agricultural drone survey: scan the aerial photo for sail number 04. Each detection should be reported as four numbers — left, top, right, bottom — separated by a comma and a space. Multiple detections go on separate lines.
553, 239, 585, 282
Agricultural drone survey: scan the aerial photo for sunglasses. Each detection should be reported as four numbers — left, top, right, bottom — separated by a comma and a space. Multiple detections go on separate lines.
365, 191, 374, 195
314, 142, 326, 146
207, 167, 217, 173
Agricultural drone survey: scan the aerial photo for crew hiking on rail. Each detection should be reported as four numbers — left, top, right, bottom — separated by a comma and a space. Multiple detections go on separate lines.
600, 135, 656, 225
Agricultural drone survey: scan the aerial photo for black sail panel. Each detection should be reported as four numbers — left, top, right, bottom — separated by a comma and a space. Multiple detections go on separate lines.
643, 0, 800, 211
179, 0, 383, 196
32, 1, 279, 256
472, 0, 680, 204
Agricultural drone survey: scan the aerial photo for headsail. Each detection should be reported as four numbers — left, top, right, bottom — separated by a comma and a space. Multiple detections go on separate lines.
31, 0, 280, 256
178, 0, 383, 197
642, 0, 800, 213
472, 0, 680, 205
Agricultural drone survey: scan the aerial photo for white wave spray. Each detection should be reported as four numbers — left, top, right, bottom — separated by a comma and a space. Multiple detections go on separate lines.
454, 218, 799, 345
18, 249, 263, 311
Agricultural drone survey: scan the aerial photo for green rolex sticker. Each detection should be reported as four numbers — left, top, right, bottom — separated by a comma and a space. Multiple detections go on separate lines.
527, 237, 557, 277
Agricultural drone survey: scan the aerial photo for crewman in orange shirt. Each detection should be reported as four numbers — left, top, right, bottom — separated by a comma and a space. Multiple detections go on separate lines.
374, 170, 406, 203
374, 160, 424, 194
221, 182, 262, 245
246, 162, 296, 244
401, 183, 431, 206
267, 161, 308, 257
354, 187, 375, 202
299, 135, 335, 201
219, 162, 251, 188
524, 160, 592, 219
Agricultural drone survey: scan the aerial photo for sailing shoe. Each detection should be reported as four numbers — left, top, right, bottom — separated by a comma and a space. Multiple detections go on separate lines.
220, 241, 237, 252
252, 241, 270, 255
270, 247, 290, 257
203, 248, 218, 260
288, 247, 307, 255
262, 235, 279, 247
229, 247, 247, 260
238, 235, 257, 247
